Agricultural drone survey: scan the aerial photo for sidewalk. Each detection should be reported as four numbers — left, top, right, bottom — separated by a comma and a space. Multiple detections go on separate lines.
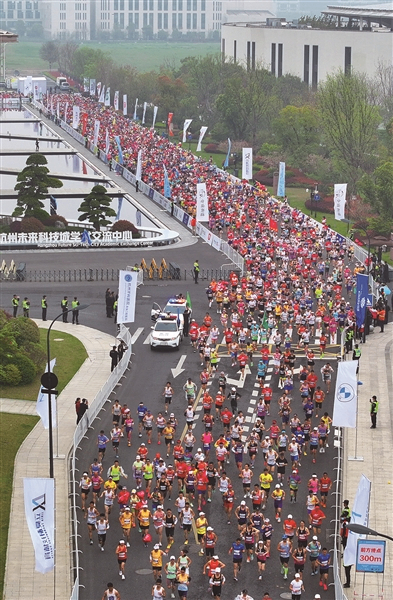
0, 398, 37, 415
343, 323, 393, 599
3, 320, 116, 600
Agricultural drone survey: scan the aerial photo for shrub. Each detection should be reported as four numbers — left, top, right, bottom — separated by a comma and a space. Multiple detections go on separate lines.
22, 341, 46, 370
20, 217, 45, 233
204, 143, 220, 153
0, 309, 12, 331
112, 220, 139, 233
44, 214, 69, 227
3, 317, 40, 346
9, 353, 36, 384
305, 195, 334, 214
0, 364, 22, 386
32, 208, 51, 223
9, 220, 22, 233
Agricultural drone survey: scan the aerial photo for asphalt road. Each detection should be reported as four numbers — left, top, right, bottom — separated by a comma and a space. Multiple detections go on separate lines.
74, 276, 338, 600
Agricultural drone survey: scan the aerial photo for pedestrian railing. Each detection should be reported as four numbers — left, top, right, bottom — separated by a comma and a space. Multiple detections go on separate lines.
331, 427, 350, 600
69, 324, 132, 600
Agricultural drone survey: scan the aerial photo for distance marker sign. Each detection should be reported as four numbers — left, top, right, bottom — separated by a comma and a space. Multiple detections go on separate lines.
356, 539, 386, 573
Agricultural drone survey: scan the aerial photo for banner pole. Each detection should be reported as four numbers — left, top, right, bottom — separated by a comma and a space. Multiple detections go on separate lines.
348, 367, 364, 462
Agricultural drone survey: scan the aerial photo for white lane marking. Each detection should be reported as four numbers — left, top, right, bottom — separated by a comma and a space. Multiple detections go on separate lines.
131, 327, 144, 344
143, 333, 151, 344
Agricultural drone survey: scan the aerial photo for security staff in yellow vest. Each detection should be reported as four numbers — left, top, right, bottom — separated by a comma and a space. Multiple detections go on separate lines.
22, 297, 30, 317
61, 296, 68, 322
370, 396, 378, 429
41, 295, 48, 321
12, 294, 19, 318
72, 297, 80, 325
352, 344, 361, 373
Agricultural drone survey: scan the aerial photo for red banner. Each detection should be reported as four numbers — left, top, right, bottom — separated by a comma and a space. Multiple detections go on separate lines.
81, 112, 88, 136
167, 112, 174, 137
269, 218, 278, 232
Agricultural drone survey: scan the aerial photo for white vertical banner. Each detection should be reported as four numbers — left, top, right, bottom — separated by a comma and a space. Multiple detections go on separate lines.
135, 149, 142, 181
117, 270, 138, 324
242, 147, 253, 180
64, 101, 68, 122
123, 94, 127, 116
104, 86, 111, 107
99, 84, 105, 103
50, 95, 54, 115
152, 105, 158, 129
334, 183, 347, 221
33, 85, 39, 101
105, 128, 110, 155
196, 182, 209, 222
72, 105, 80, 129
90, 78, 96, 96
93, 119, 100, 147
56, 100, 60, 120
114, 90, 119, 111
344, 475, 371, 566
24, 478, 55, 574
142, 101, 147, 124
35, 358, 57, 429
96, 82, 101, 98
332, 360, 358, 428
196, 126, 208, 152
133, 97, 138, 120
182, 119, 192, 143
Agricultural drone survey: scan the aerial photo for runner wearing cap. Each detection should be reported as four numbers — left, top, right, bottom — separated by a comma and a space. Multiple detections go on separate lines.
119, 506, 132, 547
209, 568, 225, 600
289, 573, 305, 598
150, 544, 167, 580
165, 556, 177, 598
196, 511, 208, 555
306, 536, 322, 575
277, 535, 292, 580
204, 527, 218, 557
115, 540, 127, 580
153, 504, 166, 546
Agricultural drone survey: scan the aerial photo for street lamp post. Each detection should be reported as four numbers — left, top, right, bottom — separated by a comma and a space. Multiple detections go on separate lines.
43, 305, 88, 478
346, 523, 393, 543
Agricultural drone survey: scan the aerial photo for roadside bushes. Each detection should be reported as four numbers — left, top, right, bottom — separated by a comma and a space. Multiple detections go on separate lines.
0, 313, 45, 386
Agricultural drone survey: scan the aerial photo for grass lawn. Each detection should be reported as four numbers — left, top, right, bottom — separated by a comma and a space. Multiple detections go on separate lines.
0, 413, 39, 597
6, 40, 220, 75
0, 329, 88, 401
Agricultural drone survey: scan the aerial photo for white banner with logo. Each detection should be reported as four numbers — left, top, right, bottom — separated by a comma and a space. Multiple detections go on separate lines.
114, 90, 119, 111
242, 148, 253, 180
90, 78, 96, 96
133, 97, 138, 120
344, 475, 371, 566
332, 359, 358, 428
334, 183, 347, 221
117, 269, 137, 323
24, 478, 55, 574
105, 128, 110, 154
136, 149, 142, 182
93, 119, 100, 148
182, 119, 192, 143
99, 84, 105, 103
196, 126, 208, 152
36, 358, 57, 429
152, 105, 158, 129
196, 182, 209, 222
72, 105, 80, 130
142, 101, 147, 124
123, 94, 127, 116
104, 86, 111, 107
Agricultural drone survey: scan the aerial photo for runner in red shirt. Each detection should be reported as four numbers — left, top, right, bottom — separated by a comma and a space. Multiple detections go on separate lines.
262, 386, 273, 416
319, 472, 332, 508
237, 351, 248, 379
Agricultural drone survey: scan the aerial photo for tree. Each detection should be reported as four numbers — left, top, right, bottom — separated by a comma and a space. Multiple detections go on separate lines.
142, 25, 154, 40
27, 23, 44, 38
15, 20, 26, 37
358, 161, 393, 220
13, 154, 63, 219
273, 104, 320, 162
78, 185, 116, 231
157, 29, 169, 41
39, 41, 59, 70
57, 41, 79, 75
318, 71, 380, 192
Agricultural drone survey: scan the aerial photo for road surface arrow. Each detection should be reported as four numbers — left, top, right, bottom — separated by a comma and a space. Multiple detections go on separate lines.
171, 355, 187, 378
226, 365, 251, 389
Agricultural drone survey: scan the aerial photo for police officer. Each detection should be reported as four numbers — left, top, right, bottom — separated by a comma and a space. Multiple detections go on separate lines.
193, 260, 200, 284
370, 395, 378, 429
22, 297, 30, 317
352, 344, 361, 373
72, 297, 80, 325
61, 296, 68, 322
345, 328, 354, 354
41, 295, 48, 321
12, 294, 19, 317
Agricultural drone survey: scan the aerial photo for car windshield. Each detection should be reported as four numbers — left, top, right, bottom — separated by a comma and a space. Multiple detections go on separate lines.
164, 304, 186, 314
155, 322, 178, 332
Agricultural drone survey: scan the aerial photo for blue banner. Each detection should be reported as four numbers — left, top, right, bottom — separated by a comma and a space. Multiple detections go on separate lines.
163, 165, 172, 198
81, 229, 92, 246
355, 273, 368, 327
50, 195, 57, 216
223, 138, 231, 169
116, 197, 123, 221
277, 161, 286, 197
114, 136, 124, 165
136, 210, 142, 227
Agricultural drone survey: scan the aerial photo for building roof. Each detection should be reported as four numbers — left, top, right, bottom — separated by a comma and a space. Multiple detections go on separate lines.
322, 4, 393, 27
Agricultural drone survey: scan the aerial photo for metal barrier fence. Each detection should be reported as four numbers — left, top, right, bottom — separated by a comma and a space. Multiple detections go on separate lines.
331, 428, 350, 600
69, 324, 132, 600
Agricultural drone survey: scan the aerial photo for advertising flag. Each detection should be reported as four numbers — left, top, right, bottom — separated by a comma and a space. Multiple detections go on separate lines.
81, 229, 92, 246
93, 119, 100, 147
223, 138, 231, 169
196, 182, 209, 222
334, 183, 347, 221
56, 100, 60, 120
163, 164, 171, 198
196, 126, 208, 152
99, 84, 105, 103
182, 119, 192, 143
136, 209, 142, 227
81, 112, 88, 136
50, 95, 54, 115
242, 148, 253, 180
117, 270, 138, 324
167, 112, 174, 137
104, 86, 111, 107
83, 77, 89, 92
269, 218, 278, 232
152, 105, 158, 129
123, 94, 127, 116
96, 81, 101, 98
142, 101, 147, 124
64, 101, 68, 122
49, 196, 57, 216
355, 273, 368, 327
135, 149, 142, 182
35, 359, 57, 429
344, 475, 371, 566
105, 128, 110, 155
24, 478, 55, 574
72, 105, 80, 129
277, 161, 286, 197
133, 97, 138, 120
116, 197, 123, 221
90, 78, 96, 96
114, 90, 119, 111
332, 360, 358, 428
115, 136, 124, 165
33, 84, 39, 101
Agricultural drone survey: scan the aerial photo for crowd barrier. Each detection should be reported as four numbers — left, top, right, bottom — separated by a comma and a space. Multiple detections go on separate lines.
69, 324, 132, 600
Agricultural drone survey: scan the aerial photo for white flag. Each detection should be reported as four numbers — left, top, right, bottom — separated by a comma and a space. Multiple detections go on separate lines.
105, 128, 110, 155
123, 94, 127, 116
242, 147, 253, 180
104, 86, 111, 107
65, 101, 68, 122
93, 119, 100, 147
332, 360, 358, 428
99, 84, 105, 103
152, 105, 158, 129
36, 359, 57, 429
50, 95, 54, 115
182, 119, 192, 143
117, 270, 137, 324
196, 126, 208, 152
136, 149, 142, 181
114, 90, 119, 111
72, 105, 80, 129
142, 101, 147, 124
33, 85, 39, 101
344, 475, 371, 566
96, 82, 101, 98
334, 183, 347, 221
133, 97, 138, 120
90, 78, 96, 96
196, 182, 209, 222
24, 478, 55, 574
56, 100, 60, 119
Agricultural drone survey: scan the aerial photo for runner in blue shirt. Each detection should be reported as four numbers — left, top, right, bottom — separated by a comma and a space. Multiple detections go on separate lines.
97, 430, 110, 462
316, 547, 331, 591
229, 537, 245, 581
137, 402, 148, 437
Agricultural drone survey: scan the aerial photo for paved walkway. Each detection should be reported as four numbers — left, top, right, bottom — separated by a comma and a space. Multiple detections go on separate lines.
0, 398, 37, 414
3, 320, 116, 600
343, 324, 393, 598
